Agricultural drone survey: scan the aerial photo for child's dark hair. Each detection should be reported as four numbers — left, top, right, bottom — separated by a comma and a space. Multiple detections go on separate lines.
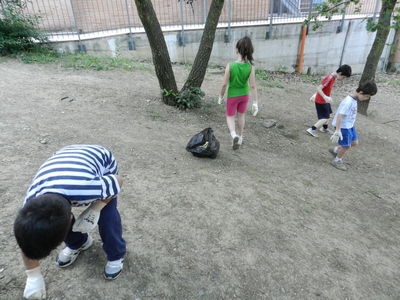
14, 194, 71, 260
336, 64, 352, 77
357, 80, 378, 96
236, 36, 254, 65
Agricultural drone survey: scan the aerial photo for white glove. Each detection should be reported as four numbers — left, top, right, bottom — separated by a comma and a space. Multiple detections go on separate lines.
324, 96, 333, 103
72, 201, 107, 233
252, 102, 259, 116
330, 130, 343, 143
24, 267, 46, 299
218, 95, 224, 105
309, 93, 316, 102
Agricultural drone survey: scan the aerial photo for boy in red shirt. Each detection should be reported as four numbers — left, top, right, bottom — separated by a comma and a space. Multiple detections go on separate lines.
306, 64, 352, 137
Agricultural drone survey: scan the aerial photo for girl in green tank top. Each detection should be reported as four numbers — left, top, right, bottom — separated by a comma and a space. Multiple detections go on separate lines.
218, 36, 259, 150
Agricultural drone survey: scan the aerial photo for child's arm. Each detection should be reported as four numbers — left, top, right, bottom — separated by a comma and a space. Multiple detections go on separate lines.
331, 114, 344, 143
219, 63, 230, 99
249, 65, 258, 104
22, 252, 46, 299
249, 65, 259, 116
316, 84, 332, 102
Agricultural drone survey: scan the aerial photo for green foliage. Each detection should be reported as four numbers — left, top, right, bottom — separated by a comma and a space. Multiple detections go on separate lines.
175, 87, 205, 110
303, 0, 361, 30
301, 74, 320, 84
147, 111, 167, 121
256, 69, 272, 81
304, 0, 399, 32
256, 69, 285, 88
58, 53, 154, 71
161, 89, 177, 98
0, 1, 49, 55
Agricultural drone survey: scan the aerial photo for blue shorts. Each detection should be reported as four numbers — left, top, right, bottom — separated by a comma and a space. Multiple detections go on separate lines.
315, 103, 332, 119
338, 127, 358, 147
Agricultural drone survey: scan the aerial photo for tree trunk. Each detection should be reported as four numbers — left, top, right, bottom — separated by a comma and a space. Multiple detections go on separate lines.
387, 27, 400, 73
134, 0, 178, 106
182, 0, 225, 91
358, 0, 397, 115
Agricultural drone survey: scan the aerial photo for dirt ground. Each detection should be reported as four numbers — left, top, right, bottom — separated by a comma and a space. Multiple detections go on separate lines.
1, 58, 399, 300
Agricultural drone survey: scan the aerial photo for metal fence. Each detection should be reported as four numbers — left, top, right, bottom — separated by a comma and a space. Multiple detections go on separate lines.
1, 0, 381, 42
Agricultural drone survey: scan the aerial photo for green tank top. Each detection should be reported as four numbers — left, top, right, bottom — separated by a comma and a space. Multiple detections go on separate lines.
227, 61, 251, 98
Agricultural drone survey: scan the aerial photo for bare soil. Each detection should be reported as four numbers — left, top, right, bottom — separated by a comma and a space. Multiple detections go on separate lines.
1, 58, 399, 300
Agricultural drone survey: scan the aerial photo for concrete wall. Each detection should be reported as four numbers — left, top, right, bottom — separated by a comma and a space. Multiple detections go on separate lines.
53, 19, 396, 75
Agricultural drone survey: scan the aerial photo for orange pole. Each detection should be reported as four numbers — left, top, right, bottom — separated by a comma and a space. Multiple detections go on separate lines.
298, 26, 307, 74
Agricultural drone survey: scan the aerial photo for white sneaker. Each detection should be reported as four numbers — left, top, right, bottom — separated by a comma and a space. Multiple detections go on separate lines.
238, 136, 243, 145
232, 136, 240, 150
56, 235, 93, 267
306, 128, 318, 137
104, 258, 123, 280
319, 127, 334, 134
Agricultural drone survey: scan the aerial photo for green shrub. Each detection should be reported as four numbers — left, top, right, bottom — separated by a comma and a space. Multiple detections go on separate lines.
175, 87, 205, 110
0, 1, 49, 55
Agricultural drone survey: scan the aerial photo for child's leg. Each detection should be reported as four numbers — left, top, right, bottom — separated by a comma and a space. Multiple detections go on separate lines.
226, 98, 238, 137
236, 95, 249, 137
335, 128, 358, 160
226, 115, 236, 137
237, 112, 245, 136
314, 118, 328, 129
98, 197, 126, 261
64, 215, 90, 249
336, 146, 350, 159
314, 103, 332, 129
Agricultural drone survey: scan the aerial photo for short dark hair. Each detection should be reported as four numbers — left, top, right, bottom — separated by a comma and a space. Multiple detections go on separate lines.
14, 194, 71, 260
336, 64, 352, 77
356, 80, 378, 96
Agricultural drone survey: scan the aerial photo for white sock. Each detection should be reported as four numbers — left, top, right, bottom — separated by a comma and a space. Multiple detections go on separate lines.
334, 157, 341, 162
230, 131, 237, 139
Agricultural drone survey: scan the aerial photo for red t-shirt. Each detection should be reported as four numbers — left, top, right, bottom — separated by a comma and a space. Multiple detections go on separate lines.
315, 74, 336, 104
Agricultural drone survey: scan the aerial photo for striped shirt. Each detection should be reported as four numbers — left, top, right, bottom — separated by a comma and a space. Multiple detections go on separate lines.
24, 145, 120, 207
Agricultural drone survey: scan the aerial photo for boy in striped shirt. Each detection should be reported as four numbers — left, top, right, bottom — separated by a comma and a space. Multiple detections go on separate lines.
14, 145, 126, 299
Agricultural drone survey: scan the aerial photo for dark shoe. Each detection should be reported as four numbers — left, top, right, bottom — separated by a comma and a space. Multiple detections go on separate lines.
232, 136, 240, 150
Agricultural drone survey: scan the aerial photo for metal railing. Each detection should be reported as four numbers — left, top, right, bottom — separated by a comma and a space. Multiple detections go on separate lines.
1, 0, 381, 42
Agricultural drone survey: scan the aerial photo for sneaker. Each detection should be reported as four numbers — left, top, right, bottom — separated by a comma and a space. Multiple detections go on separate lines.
331, 160, 347, 171
319, 127, 334, 134
56, 235, 93, 267
306, 128, 318, 137
232, 136, 240, 150
104, 258, 123, 280
328, 148, 337, 157
238, 136, 243, 146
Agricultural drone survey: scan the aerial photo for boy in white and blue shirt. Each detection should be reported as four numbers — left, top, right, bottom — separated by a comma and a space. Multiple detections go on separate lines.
329, 81, 378, 171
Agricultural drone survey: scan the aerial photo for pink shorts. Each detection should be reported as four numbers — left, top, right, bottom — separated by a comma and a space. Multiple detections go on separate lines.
226, 95, 249, 116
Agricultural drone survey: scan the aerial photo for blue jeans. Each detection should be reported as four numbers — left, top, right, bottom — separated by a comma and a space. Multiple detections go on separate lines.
65, 197, 126, 261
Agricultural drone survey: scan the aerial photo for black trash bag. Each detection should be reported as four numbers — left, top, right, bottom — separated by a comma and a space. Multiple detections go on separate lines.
185, 127, 220, 159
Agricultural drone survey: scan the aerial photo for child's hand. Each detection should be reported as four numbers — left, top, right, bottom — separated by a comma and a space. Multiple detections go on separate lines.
218, 95, 224, 105
24, 267, 46, 299
324, 96, 333, 103
72, 201, 107, 233
330, 130, 343, 143
252, 102, 259, 116
309, 93, 316, 102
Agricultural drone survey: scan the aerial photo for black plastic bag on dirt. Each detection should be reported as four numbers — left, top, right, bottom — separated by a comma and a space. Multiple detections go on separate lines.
185, 127, 220, 159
